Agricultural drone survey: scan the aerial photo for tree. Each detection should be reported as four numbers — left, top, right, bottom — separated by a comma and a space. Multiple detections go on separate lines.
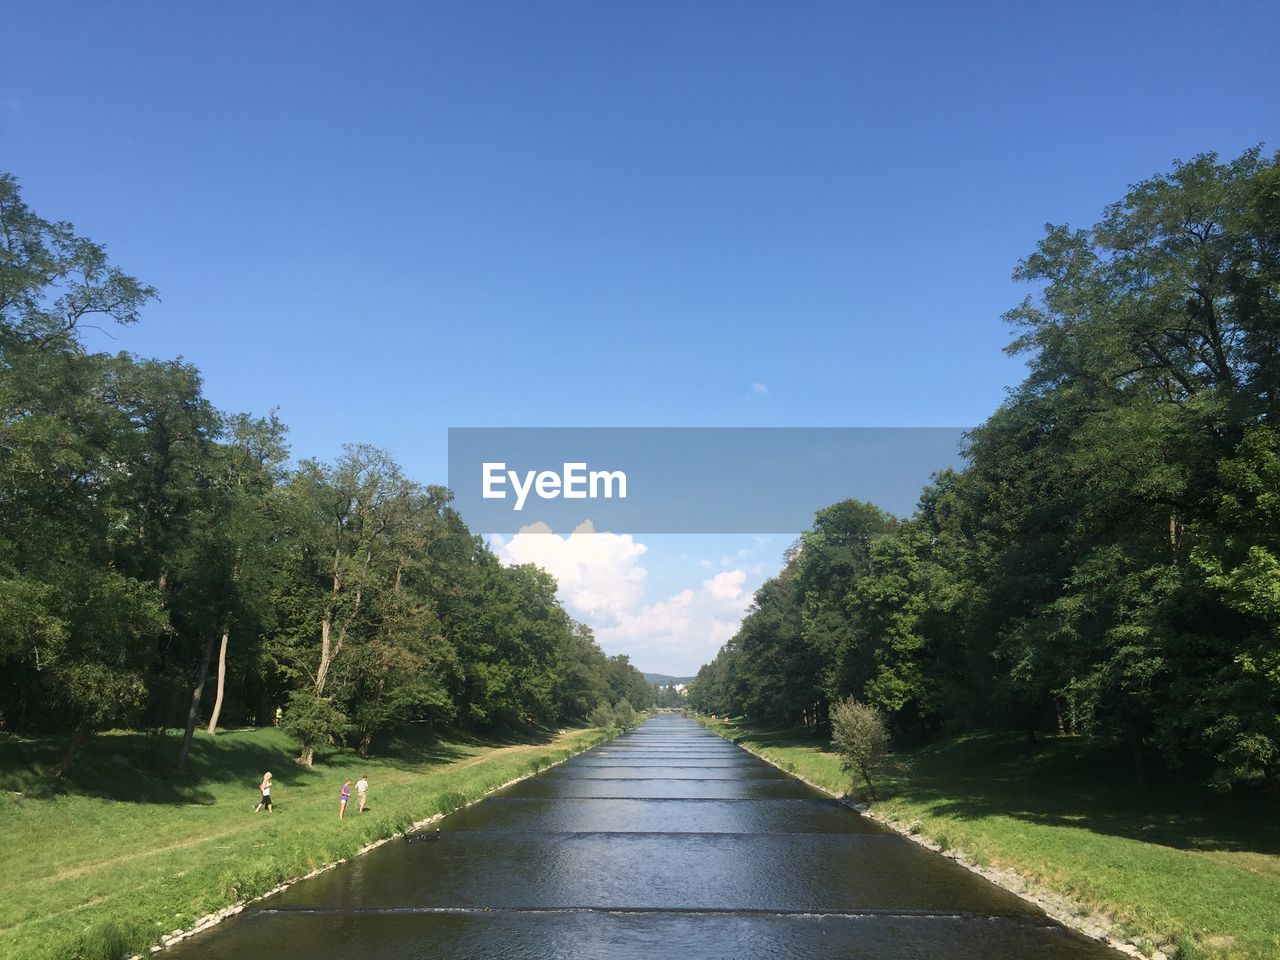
0, 173, 163, 777
554, 621, 614, 721
203, 413, 289, 738
271, 446, 421, 765
0, 172, 155, 352
587, 702, 616, 728
830, 697, 888, 801
0, 169, 686, 783
799, 501, 899, 722
1190, 424, 1280, 789
698, 147, 1280, 791
613, 698, 638, 728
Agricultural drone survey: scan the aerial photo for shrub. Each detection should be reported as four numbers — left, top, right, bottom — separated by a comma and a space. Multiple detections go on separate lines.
613, 699, 638, 728
587, 703, 616, 728
830, 697, 889, 801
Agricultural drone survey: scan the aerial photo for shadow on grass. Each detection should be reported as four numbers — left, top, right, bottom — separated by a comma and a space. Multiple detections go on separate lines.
0, 720, 578, 805
371, 719, 568, 764
723, 720, 1280, 857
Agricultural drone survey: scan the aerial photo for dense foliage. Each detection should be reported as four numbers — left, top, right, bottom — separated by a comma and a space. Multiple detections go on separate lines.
0, 173, 653, 775
691, 148, 1280, 790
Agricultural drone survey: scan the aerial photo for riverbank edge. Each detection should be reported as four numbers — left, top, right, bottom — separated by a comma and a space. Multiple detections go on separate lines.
128, 723, 626, 958
693, 715, 1157, 960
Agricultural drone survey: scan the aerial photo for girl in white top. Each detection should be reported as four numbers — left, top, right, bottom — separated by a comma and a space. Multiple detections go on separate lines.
254, 772, 273, 813
356, 775, 368, 812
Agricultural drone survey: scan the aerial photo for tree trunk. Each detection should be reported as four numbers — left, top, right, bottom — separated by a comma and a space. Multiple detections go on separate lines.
206, 628, 229, 735
358, 727, 373, 758
50, 721, 89, 781
296, 613, 334, 766
315, 614, 333, 695
1130, 738, 1148, 786
177, 628, 219, 771
310, 546, 342, 703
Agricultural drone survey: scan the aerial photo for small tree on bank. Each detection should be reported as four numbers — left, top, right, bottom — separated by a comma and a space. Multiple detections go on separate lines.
831, 697, 888, 801
587, 702, 617, 728
613, 698, 638, 728
281, 690, 348, 765
587, 699, 641, 730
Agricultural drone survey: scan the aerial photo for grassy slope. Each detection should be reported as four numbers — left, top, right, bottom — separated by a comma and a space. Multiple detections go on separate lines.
0, 723, 612, 960
698, 716, 1280, 960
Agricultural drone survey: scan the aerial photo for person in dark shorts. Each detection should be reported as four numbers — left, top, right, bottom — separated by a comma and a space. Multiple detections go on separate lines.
254, 772, 273, 813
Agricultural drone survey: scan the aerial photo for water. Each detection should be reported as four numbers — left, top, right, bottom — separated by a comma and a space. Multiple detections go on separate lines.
166, 715, 1118, 958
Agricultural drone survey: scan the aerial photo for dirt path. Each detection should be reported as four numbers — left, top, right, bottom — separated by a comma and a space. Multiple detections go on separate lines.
46, 822, 251, 884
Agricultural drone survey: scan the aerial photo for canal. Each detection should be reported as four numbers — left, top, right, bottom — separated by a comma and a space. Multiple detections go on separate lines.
167, 714, 1119, 958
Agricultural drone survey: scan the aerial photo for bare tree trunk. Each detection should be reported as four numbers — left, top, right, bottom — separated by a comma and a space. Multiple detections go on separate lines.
177, 629, 219, 770
315, 615, 333, 694
297, 545, 364, 767
1130, 738, 1148, 786
50, 721, 89, 781
860, 765, 878, 802
206, 628, 229, 735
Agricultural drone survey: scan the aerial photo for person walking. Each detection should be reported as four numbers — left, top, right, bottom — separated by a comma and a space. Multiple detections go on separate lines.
339, 779, 351, 819
356, 774, 368, 813
254, 772, 273, 813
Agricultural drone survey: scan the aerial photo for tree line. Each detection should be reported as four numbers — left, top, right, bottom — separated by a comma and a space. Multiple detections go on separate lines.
0, 173, 656, 777
690, 148, 1280, 791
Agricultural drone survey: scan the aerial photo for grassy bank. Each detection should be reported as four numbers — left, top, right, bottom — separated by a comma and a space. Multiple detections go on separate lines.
0, 723, 613, 960
697, 716, 1280, 960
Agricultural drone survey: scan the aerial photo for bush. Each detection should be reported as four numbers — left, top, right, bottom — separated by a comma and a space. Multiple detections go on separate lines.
587, 700, 644, 729
830, 697, 888, 801
614, 699, 638, 728
587, 702, 616, 728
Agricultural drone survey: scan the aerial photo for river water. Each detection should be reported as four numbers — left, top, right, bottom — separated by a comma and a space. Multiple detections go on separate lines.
167, 714, 1118, 958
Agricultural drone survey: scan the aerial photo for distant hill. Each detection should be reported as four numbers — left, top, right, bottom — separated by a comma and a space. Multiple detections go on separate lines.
642, 672, 696, 687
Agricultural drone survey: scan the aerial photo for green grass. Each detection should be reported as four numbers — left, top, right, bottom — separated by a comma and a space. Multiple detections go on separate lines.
697, 715, 1280, 960
0, 722, 614, 960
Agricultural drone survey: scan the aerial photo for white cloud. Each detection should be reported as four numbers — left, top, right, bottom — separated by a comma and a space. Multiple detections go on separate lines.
595, 571, 752, 676
703, 569, 746, 601
490, 521, 646, 623
489, 523, 754, 675
751, 382, 768, 396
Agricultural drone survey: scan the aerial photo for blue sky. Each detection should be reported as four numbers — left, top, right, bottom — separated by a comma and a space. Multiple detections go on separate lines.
2, 1, 1276, 674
